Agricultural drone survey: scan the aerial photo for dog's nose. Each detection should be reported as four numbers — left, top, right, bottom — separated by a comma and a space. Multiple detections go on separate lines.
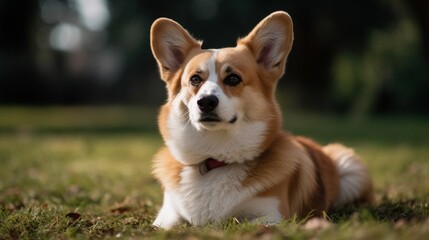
197, 95, 219, 113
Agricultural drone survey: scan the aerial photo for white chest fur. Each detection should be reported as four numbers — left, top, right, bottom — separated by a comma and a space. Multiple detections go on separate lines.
172, 164, 261, 225
153, 164, 283, 228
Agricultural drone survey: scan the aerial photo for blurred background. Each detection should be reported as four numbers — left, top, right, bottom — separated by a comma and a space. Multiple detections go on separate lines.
1, 0, 428, 117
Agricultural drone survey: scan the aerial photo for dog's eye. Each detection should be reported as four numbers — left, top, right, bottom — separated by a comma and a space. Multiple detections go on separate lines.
189, 75, 203, 87
223, 74, 242, 86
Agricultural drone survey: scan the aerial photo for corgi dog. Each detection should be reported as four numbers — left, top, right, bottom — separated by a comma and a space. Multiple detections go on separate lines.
150, 11, 373, 229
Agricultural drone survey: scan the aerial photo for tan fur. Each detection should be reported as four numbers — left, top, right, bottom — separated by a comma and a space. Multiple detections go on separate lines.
243, 134, 341, 218
152, 147, 183, 190
295, 137, 340, 214
244, 133, 318, 217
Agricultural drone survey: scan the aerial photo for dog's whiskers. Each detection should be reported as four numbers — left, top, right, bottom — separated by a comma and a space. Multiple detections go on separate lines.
243, 114, 252, 123
179, 110, 191, 126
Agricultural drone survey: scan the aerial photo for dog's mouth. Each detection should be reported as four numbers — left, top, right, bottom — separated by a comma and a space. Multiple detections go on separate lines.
228, 116, 237, 124
199, 114, 237, 124
199, 113, 221, 122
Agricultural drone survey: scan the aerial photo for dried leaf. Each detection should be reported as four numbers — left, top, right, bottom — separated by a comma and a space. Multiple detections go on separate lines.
66, 212, 81, 221
110, 206, 131, 214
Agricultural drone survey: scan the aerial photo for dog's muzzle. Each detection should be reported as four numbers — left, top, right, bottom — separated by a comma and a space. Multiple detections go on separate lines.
196, 94, 237, 124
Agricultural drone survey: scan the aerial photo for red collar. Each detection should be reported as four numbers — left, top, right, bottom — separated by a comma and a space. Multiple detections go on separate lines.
199, 158, 227, 175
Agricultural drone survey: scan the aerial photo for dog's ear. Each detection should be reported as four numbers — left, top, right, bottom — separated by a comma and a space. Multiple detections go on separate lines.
238, 11, 294, 80
150, 18, 201, 81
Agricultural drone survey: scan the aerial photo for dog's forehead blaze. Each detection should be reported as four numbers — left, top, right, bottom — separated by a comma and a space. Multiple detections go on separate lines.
181, 47, 262, 98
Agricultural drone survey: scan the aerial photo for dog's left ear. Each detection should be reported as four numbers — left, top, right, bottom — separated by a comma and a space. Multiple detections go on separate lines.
238, 11, 294, 80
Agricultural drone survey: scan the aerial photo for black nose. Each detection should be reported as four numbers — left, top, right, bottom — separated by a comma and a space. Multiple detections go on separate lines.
197, 95, 219, 113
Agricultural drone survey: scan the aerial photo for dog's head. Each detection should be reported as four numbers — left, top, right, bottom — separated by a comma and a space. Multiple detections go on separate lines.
150, 11, 293, 164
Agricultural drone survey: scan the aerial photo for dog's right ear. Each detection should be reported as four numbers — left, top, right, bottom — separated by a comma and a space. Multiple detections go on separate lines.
150, 18, 201, 81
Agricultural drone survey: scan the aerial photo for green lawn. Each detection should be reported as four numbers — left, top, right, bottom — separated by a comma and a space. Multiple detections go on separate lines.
0, 107, 428, 239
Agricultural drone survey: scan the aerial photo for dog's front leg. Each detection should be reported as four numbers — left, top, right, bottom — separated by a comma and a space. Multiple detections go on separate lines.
153, 191, 182, 229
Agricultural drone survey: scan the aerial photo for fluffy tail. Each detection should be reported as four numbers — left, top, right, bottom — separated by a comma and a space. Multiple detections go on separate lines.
323, 144, 374, 206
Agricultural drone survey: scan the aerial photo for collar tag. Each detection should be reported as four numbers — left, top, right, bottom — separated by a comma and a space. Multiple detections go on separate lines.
199, 158, 227, 175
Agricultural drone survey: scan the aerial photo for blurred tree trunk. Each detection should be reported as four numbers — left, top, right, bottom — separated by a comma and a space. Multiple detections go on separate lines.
0, 1, 43, 103
0, 1, 38, 53
407, 0, 429, 64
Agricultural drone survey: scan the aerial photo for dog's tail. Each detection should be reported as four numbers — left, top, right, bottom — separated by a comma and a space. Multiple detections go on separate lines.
323, 144, 374, 206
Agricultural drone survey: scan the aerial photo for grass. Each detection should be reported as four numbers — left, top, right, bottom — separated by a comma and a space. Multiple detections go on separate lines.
0, 106, 429, 239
